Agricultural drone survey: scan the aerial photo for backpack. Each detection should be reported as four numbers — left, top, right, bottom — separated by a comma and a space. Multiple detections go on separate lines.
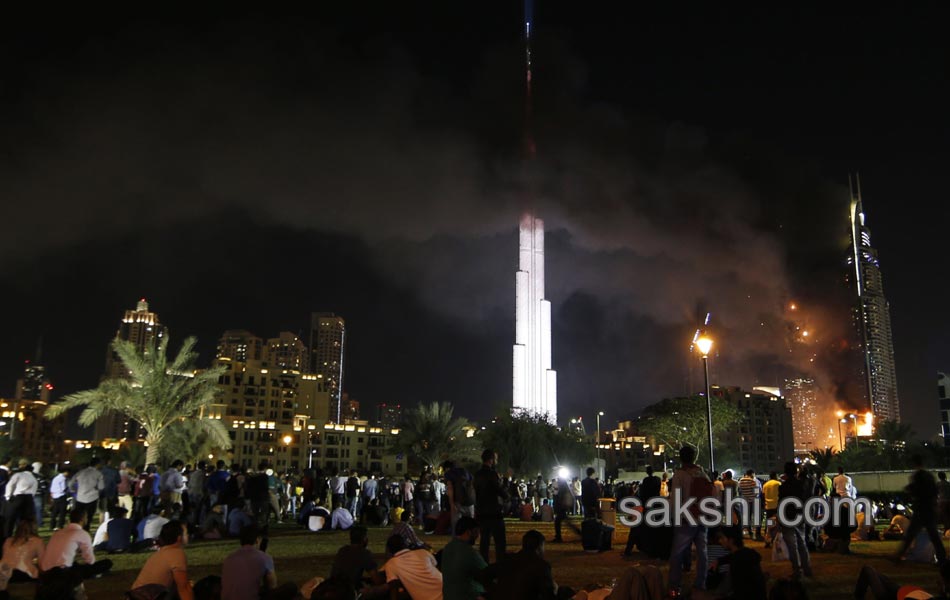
684, 466, 715, 517
451, 469, 476, 507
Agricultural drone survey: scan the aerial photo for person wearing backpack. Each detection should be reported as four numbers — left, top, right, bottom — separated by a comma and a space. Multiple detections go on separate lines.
668, 445, 712, 596
442, 460, 476, 530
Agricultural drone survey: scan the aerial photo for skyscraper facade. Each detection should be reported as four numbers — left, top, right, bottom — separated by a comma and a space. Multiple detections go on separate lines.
513, 213, 558, 423
2, 359, 67, 463
847, 177, 900, 423
784, 377, 818, 452
95, 299, 167, 441
309, 313, 346, 423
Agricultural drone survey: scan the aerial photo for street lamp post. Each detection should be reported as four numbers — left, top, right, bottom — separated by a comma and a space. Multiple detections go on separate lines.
596, 411, 604, 461
836, 410, 845, 450
695, 336, 715, 473
849, 413, 858, 446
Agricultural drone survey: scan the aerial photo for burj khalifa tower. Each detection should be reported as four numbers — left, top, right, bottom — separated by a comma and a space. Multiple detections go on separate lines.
513, 0, 557, 423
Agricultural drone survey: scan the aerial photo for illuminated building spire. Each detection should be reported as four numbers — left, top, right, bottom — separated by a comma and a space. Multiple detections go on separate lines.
513, 1, 557, 423
848, 174, 900, 422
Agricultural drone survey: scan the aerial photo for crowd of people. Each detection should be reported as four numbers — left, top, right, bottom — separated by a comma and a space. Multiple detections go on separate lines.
0, 447, 948, 599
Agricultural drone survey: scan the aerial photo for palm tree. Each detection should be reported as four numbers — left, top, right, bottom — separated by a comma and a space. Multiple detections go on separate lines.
876, 419, 915, 447
392, 402, 477, 468
46, 336, 230, 465
808, 447, 838, 472
159, 419, 231, 466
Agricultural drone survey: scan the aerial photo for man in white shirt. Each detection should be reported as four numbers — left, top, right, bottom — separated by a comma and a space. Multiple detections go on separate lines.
49, 466, 71, 530
329, 470, 347, 509
69, 458, 104, 531
383, 534, 442, 600
160, 460, 186, 509
4, 459, 39, 537
833, 466, 854, 498
40, 508, 113, 579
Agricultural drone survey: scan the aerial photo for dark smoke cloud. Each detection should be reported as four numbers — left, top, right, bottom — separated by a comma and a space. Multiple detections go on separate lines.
0, 14, 857, 424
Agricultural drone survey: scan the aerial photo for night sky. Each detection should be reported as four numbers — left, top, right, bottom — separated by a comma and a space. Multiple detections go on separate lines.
1, 5, 948, 440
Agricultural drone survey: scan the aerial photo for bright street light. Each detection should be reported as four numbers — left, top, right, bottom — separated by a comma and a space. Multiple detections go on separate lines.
695, 334, 715, 473
282, 435, 293, 445
695, 336, 713, 357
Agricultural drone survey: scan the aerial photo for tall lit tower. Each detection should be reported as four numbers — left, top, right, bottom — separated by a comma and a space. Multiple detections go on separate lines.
309, 313, 345, 423
848, 175, 900, 422
513, 0, 557, 423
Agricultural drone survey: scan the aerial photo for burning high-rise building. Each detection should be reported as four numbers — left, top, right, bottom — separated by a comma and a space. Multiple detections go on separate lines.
847, 175, 900, 423
785, 377, 818, 452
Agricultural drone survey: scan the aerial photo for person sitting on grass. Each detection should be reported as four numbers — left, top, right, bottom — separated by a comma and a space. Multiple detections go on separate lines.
853, 560, 950, 600
221, 524, 277, 600
129, 520, 193, 600
228, 503, 255, 537
331, 505, 355, 531
330, 526, 387, 598
392, 509, 428, 550
139, 507, 170, 545
39, 508, 113, 580
1, 518, 45, 583
483, 529, 559, 600
94, 506, 137, 553
199, 504, 227, 539
382, 535, 442, 600
693, 526, 766, 599
362, 498, 389, 528
441, 516, 486, 600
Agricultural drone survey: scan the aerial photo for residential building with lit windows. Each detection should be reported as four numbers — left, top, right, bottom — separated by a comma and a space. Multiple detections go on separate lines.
264, 332, 308, 371
217, 330, 263, 363
719, 386, 795, 474
1, 360, 67, 463
211, 350, 404, 474
95, 299, 167, 441
376, 403, 402, 429
309, 313, 346, 423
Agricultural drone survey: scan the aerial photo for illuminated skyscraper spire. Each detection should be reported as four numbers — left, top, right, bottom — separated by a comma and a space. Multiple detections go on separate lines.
848, 174, 900, 422
513, 0, 557, 423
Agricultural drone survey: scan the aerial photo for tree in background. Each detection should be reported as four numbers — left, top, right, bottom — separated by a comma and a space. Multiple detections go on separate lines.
392, 401, 479, 469
159, 419, 231, 467
478, 409, 594, 478
636, 396, 743, 468
45, 336, 230, 465
808, 447, 838, 472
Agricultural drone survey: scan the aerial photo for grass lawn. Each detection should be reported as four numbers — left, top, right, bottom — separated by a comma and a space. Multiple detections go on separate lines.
7, 520, 946, 599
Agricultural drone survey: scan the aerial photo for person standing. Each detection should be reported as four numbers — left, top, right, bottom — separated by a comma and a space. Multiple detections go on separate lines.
895, 454, 947, 564
442, 460, 476, 531
832, 466, 854, 499
667, 445, 711, 596
938, 471, 950, 533
187, 461, 207, 524
329, 469, 347, 509
68, 458, 104, 531
99, 458, 120, 516
762, 471, 781, 548
553, 477, 574, 543
738, 470, 762, 540
778, 462, 812, 581
361, 474, 379, 522
623, 465, 661, 557
4, 460, 38, 537
116, 462, 134, 515
474, 448, 509, 562
159, 460, 186, 509
581, 468, 601, 520
346, 471, 361, 521
49, 466, 71, 530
